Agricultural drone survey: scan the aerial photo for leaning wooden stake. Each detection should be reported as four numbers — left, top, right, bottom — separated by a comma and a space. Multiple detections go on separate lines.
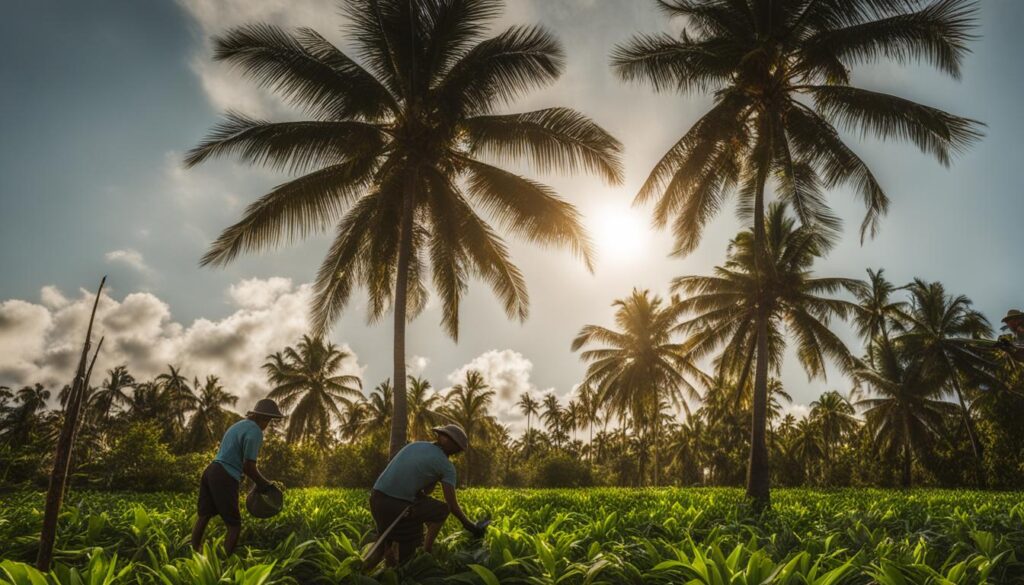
36, 276, 105, 571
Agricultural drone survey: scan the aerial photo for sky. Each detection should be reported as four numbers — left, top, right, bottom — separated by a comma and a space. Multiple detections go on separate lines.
1, 0, 1022, 431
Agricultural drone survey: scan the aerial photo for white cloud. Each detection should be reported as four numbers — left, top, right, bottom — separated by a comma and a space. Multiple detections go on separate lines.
105, 249, 153, 277
408, 355, 429, 376
177, 0, 338, 116
0, 278, 364, 413
445, 349, 552, 433
783, 403, 811, 421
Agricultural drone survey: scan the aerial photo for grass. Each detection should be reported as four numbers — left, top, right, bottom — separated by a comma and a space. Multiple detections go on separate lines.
0, 488, 1022, 583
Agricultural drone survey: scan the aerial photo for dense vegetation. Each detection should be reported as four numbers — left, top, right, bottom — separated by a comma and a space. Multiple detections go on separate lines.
2, 256, 1023, 493
2, 488, 1022, 584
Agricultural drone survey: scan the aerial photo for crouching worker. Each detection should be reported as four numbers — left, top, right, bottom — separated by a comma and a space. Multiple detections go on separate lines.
191, 398, 285, 555
365, 424, 484, 568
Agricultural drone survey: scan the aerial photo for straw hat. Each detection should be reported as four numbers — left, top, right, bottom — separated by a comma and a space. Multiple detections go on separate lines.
247, 398, 286, 419
432, 424, 469, 452
999, 311, 1024, 325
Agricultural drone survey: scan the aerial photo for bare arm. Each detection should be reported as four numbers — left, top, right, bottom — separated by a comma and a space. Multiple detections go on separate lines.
441, 482, 473, 528
243, 459, 271, 489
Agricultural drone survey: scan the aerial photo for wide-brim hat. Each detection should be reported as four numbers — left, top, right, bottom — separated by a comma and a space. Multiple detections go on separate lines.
1002, 309, 1024, 324
432, 424, 469, 452
247, 398, 286, 419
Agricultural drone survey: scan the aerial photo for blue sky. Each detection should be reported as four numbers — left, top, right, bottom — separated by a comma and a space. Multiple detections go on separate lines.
1, 0, 1022, 426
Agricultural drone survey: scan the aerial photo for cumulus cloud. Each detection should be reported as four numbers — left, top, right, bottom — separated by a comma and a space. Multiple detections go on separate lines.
105, 249, 153, 277
0, 277, 364, 413
783, 403, 811, 421
408, 355, 429, 376
445, 349, 553, 433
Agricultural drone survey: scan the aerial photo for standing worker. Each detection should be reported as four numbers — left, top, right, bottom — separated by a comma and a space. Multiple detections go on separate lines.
191, 398, 285, 555
999, 309, 1024, 362
365, 424, 486, 568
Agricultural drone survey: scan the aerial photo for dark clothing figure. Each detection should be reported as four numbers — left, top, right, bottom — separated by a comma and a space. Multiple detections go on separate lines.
197, 461, 242, 526
369, 489, 450, 563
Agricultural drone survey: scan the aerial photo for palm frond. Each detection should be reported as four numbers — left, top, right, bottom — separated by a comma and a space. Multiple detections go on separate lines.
462, 108, 623, 184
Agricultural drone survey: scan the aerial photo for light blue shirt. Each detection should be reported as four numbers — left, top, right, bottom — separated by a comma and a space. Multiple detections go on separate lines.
213, 419, 263, 481
373, 442, 457, 502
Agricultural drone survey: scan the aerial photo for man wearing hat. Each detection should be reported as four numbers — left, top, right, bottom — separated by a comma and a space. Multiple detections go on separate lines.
365, 424, 484, 567
998, 309, 1024, 362
191, 397, 285, 556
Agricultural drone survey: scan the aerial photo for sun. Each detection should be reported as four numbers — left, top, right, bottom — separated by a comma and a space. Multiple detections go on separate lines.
591, 204, 650, 264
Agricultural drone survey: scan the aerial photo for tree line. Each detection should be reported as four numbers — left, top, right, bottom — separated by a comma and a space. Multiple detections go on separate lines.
3, 209, 1022, 491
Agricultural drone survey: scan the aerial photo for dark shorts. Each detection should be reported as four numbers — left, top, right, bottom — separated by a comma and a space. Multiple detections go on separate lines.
369, 490, 449, 561
197, 462, 241, 526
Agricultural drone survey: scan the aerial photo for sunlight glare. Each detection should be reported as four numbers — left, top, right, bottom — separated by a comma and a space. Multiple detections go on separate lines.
593, 205, 650, 264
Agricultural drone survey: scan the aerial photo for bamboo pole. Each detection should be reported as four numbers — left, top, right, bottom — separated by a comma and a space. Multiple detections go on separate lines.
36, 277, 105, 571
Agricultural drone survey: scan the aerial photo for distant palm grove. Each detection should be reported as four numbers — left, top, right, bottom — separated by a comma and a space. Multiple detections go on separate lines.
4, 0, 1019, 506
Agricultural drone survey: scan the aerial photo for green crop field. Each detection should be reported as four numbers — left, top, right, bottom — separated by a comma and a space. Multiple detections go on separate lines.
1, 489, 1023, 584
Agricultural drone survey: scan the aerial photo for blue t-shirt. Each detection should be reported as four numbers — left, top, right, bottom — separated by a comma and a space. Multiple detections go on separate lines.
213, 419, 264, 481
373, 442, 457, 502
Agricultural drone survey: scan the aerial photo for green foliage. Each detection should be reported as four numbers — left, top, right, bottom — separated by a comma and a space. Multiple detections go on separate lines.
528, 455, 596, 488
1, 489, 1022, 583
96, 424, 209, 492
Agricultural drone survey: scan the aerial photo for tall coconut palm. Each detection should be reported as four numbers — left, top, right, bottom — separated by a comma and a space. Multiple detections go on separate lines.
516, 392, 540, 458
366, 379, 394, 433
614, 0, 981, 505
185, 0, 623, 459
407, 375, 444, 440
809, 390, 859, 477
573, 289, 708, 485
898, 279, 994, 482
540, 393, 564, 449
264, 335, 363, 445
852, 269, 907, 365
674, 202, 864, 501
92, 365, 136, 419
1, 384, 50, 445
442, 370, 495, 485
186, 376, 240, 451
854, 337, 956, 487
156, 365, 196, 432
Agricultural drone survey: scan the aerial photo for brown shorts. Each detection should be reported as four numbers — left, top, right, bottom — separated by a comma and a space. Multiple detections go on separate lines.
197, 462, 241, 526
369, 489, 449, 562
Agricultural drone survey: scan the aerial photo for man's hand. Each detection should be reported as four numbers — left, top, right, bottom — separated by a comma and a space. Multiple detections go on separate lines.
463, 519, 488, 538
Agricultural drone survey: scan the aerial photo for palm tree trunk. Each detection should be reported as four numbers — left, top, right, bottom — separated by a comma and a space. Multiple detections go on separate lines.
389, 173, 417, 459
901, 409, 913, 488
950, 375, 985, 486
746, 128, 772, 509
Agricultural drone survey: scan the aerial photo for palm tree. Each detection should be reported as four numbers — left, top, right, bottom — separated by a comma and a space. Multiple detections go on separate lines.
516, 392, 540, 458
407, 376, 444, 440
1, 384, 51, 445
573, 289, 707, 486
898, 279, 994, 483
854, 337, 956, 487
614, 0, 981, 505
264, 335, 363, 445
186, 376, 239, 451
443, 370, 496, 485
674, 202, 863, 501
576, 384, 599, 459
92, 365, 136, 420
185, 0, 623, 459
366, 380, 394, 433
338, 399, 369, 443
852, 269, 907, 365
156, 365, 196, 432
540, 393, 564, 449
809, 390, 859, 479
